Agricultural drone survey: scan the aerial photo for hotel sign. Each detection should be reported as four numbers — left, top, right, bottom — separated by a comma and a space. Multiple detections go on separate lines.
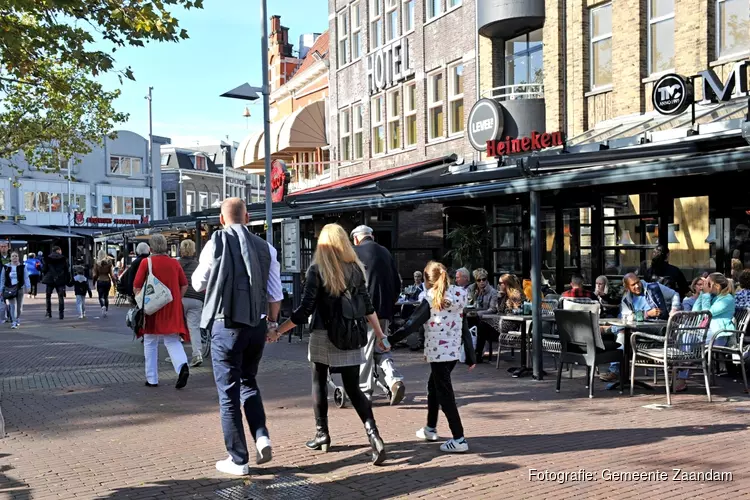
366, 37, 413, 95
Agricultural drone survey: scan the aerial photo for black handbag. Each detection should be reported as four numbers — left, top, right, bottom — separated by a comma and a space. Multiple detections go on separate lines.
2, 285, 18, 300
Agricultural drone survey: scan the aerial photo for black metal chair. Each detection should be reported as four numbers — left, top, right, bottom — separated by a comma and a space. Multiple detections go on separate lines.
708, 307, 750, 394
554, 309, 622, 398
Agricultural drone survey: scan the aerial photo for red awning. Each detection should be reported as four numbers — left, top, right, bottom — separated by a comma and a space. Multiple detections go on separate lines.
288, 156, 456, 197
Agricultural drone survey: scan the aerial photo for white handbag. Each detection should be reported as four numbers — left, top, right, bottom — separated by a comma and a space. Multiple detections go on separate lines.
137, 257, 173, 316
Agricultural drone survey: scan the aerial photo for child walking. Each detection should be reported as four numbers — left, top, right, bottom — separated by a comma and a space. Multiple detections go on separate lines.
73, 266, 92, 319
391, 261, 476, 453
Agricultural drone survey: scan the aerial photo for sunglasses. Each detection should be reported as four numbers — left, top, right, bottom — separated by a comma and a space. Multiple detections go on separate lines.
477, 278, 487, 282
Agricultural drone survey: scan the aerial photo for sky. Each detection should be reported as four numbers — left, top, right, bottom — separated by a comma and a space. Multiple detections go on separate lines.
97, 0, 329, 148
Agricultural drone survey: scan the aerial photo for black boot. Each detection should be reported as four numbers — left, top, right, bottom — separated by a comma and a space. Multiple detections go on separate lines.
364, 419, 386, 465
305, 417, 331, 452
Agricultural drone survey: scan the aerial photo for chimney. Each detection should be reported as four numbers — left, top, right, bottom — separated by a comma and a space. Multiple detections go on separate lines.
267, 15, 301, 92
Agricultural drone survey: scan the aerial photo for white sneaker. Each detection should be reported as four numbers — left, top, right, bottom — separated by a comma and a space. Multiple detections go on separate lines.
189, 354, 203, 368
10, 322, 18, 329
416, 427, 439, 442
79, 314, 84, 319
256, 436, 272, 465
102, 307, 107, 318
440, 438, 469, 453
215, 456, 249, 476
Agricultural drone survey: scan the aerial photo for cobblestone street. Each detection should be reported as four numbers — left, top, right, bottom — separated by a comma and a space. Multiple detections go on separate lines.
2, 297, 750, 499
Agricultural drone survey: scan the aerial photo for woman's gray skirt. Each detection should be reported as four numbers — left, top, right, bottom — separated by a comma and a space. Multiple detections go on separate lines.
308, 329, 365, 367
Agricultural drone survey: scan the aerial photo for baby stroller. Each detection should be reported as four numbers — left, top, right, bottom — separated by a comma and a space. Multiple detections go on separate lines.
328, 352, 393, 408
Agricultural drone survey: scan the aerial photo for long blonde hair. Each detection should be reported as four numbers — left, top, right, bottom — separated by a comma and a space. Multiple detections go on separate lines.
424, 261, 450, 311
96, 250, 108, 264
312, 224, 366, 296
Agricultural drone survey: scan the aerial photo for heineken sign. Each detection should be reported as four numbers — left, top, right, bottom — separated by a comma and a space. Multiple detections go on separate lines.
366, 37, 413, 95
486, 131, 565, 157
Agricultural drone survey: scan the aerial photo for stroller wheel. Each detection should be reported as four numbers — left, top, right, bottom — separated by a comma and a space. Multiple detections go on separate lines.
333, 387, 347, 408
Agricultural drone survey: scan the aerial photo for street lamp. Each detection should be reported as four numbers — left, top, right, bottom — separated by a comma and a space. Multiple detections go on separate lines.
220, 0, 273, 244
178, 170, 191, 216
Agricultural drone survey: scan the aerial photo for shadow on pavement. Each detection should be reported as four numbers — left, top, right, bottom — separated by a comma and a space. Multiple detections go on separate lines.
0, 454, 31, 500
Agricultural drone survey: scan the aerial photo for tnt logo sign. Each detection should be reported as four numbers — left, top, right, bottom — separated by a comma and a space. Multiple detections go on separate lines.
652, 74, 693, 115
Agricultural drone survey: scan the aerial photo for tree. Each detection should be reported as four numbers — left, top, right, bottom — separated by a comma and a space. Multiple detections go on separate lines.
0, 0, 204, 178
444, 224, 487, 272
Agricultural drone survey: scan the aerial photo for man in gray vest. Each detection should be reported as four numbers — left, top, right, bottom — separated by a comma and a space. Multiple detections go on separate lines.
193, 198, 284, 476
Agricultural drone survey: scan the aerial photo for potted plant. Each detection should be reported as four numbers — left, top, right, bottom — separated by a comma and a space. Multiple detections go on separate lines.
444, 224, 487, 272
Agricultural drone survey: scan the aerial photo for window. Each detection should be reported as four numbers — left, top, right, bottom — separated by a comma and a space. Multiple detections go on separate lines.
448, 64, 464, 135
321, 149, 331, 175
24, 192, 36, 212
160, 153, 170, 166
427, 72, 444, 140
340, 108, 352, 162
199, 192, 208, 210
49, 193, 62, 212
191, 155, 207, 171
211, 192, 220, 206
353, 104, 364, 160
371, 95, 385, 155
590, 3, 613, 88
648, 0, 675, 74
427, 0, 442, 20
37, 192, 49, 212
403, 0, 414, 32
387, 89, 401, 150
717, 0, 750, 58
110, 156, 142, 176
404, 83, 417, 146
185, 191, 196, 214
102, 195, 112, 214
386, 0, 399, 42
505, 29, 544, 91
371, 0, 383, 49
123, 197, 134, 215
351, 2, 362, 60
448, 0, 461, 8
338, 9, 350, 66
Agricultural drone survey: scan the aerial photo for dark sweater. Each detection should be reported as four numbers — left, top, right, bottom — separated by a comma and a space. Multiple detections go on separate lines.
179, 256, 204, 302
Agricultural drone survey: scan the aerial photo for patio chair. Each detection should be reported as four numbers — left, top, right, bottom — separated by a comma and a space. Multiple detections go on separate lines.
496, 298, 559, 362
630, 311, 712, 405
554, 309, 622, 398
707, 307, 750, 394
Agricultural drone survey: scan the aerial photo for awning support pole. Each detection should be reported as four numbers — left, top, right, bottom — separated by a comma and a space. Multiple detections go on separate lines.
530, 190, 544, 380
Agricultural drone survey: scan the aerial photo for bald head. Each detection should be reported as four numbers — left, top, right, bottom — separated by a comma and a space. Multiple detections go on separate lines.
220, 197, 247, 226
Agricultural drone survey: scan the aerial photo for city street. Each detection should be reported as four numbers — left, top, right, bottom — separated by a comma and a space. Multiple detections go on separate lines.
1, 297, 750, 499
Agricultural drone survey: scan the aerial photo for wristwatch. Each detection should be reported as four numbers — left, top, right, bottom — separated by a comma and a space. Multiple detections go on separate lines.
267, 321, 279, 330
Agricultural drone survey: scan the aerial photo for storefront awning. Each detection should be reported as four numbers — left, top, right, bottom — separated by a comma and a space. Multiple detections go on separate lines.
0, 223, 82, 239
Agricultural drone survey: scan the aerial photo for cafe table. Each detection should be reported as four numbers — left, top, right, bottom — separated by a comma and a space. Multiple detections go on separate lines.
599, 318, 668, 392
479, 314, 555, 378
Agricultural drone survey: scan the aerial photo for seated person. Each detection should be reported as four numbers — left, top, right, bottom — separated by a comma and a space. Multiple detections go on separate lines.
681, 276, 705, 312
454, 267, 471, 290
561, 275, 596, 300
403, 271, 426, 301
735, 269, 750, 310
594, 275, 619, 318
599, 273, 680, 383
467, 268, 496, 311
475, 274, 523, 363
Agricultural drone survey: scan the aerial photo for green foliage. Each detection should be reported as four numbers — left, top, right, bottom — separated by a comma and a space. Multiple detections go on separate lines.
0, 0, 203, 177
444, 224, 487, 271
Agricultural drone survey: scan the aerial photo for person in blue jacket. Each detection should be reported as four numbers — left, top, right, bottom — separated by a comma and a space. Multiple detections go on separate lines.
674, 273, 736, 392
25, 252, 41, 298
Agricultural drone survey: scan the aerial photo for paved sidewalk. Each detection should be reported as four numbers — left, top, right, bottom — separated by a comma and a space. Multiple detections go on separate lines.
1, 297, 750, 499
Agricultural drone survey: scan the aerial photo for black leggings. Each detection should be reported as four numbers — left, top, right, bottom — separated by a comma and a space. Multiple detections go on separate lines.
96, 281, 110, 310
427, 361, 465, 440
29, 275, 39, 297
312, 362, 373, 423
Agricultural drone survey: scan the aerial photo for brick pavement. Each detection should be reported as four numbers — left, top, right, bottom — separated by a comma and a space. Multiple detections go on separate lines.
1, 297, 750, 499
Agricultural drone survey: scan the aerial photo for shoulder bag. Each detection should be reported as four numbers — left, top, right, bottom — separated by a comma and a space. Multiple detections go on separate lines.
135, 257, 173, 316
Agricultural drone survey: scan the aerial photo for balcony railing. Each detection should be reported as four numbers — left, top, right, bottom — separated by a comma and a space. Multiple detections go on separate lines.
481, 83, 544, 101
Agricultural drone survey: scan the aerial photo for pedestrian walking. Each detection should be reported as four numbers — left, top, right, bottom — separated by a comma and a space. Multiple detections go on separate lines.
275, 223, 389, 466
42, 246, 69, 320
117, 243, 150, 303
192, 198, 284, 476
73, 266, 92, 318
93, 250, 115, 318
25, 253, 41, 298
0, 252, 30, 329
392, 261, 476, 453
350, 225, 406, 405
178, 239, 205, 367
133, 234, 190, 390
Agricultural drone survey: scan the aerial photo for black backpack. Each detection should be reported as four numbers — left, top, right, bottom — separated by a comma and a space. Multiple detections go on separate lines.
325, 273, 369, 351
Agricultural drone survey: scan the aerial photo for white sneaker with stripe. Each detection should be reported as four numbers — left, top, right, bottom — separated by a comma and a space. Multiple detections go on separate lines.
439, 438, 469, 453
416, 427, 439, 442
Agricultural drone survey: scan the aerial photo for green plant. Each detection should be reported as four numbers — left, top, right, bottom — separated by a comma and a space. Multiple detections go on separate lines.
444, 224, 487, 271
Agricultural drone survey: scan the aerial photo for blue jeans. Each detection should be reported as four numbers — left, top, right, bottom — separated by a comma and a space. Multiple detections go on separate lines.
211, 319, 269, 465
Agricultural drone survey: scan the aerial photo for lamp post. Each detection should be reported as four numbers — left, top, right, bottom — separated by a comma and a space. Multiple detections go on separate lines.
145, 87, 155, 219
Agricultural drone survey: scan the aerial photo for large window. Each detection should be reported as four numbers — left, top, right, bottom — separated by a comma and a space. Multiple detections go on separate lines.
590, 3, 613, 89
427, 71, 444, 141
160, 153, 170, 166
340, 108, 351, 162
387, 88, 402, 150
717, 0, 750, 59
186, 191, 196, 214
427, 0, 442, 20
386, 0, 399, 42
190, 155, 207, 171
403, 0, 415, 32
371, 95, 385, 155
370, 0, 383, 49
448, 63, 464, 135
24, 191, 85, 213
211, 192, 220, 206
353, 104, 364, 160
648, 0, 675, 74
134, 197, 151, 217
405, 82, 417, 146
505, 29, 543, 91
199, 192, 208, 210
110, 155, 142, 176
351, 2, 362, 60
337, 9, 350, 66
100, 195, 149, 216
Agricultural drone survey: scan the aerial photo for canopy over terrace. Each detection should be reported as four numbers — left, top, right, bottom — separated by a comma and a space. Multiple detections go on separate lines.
234, 100, 327, 173
0, 223, 82, 239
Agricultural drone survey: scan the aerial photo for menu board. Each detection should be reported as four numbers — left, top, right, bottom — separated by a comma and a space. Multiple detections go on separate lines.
281, 219, 300, 273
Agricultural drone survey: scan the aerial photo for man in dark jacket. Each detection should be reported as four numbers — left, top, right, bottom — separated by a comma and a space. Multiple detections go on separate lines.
642, 245, 689, 299
42, 246, 69, 319
352, 225, 406, 405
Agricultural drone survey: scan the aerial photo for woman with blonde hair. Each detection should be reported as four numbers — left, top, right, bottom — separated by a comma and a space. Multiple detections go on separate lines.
93, 249, 115, 317
474, 273, 523, 362
179, 239, 205, 367
275, 223, 388, 465
391, 261, 475, 453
